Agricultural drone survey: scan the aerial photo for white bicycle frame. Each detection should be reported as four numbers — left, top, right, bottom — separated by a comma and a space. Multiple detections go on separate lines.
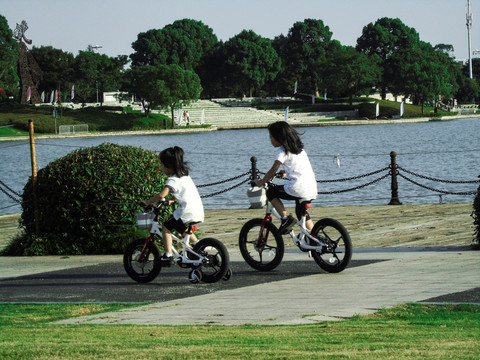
147, 218, 205, 267
266, 200, 327, 251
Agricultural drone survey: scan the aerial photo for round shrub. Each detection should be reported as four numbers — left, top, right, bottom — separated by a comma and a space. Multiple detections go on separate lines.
473, 179, 480, 248
10, 143, 170, 255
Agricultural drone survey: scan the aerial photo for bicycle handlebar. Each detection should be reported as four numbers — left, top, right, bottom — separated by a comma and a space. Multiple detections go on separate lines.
251, 172, 285, 187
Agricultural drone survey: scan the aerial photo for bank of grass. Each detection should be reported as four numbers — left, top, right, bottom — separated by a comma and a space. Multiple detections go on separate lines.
0, 104, 207, 135
0, 303, 478, 359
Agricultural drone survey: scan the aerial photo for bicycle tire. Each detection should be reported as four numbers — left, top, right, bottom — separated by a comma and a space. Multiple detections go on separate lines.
193, 237, 230, 283
123, 238, 162, 283
239, 218, 284, 271
310, 218, 352, 273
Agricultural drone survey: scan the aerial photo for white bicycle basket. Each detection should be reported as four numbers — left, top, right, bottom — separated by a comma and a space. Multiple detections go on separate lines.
136, 213, 155, 230
247, 186, 267, 209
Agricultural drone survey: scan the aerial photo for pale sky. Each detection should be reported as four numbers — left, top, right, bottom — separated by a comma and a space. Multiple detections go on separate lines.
1, 0, 479, 61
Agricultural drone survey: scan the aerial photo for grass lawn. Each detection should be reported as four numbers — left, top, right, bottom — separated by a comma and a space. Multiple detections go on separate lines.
0, 303, 478, 359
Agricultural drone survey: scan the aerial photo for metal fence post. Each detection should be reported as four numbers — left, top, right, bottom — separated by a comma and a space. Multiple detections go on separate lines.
388, 151, 402, 205
250, 156, 258, 180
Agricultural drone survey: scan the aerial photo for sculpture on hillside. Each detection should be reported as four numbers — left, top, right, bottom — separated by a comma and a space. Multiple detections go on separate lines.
14, 20, 42, 104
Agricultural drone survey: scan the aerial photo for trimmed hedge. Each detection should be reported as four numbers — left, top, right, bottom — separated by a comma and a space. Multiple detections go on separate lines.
473, 180, 480, 248
4, 143, 171, 255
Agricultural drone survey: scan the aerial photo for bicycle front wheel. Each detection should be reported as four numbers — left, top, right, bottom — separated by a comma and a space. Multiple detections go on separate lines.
239, 218, 284, 271
193, 238, 230, 283
310, 218, 352, 273
123, 238, 162, 283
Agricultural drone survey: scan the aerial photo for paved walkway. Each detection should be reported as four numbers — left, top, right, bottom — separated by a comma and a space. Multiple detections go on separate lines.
39, 247, 478, 326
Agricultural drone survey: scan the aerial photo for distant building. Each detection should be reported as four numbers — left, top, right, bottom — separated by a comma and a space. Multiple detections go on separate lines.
103, 91, 133, 104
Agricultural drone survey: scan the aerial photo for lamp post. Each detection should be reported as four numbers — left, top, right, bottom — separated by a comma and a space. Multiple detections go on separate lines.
88, 45, 102, 103
466, 0, 473, 79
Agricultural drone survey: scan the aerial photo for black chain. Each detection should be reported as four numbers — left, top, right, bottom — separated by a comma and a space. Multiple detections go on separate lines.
197, 171, 250, 188
317, 166, 390, 183
0, 180, 21, 203
397, 166, 480, 184
0, 185, 21, 203
0, 179, 22, 197
397, 173, 478, 196
318, 172, 391, 194
200, 178, 251, 198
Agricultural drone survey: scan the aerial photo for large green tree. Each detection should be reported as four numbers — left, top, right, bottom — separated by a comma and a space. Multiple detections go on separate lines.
222, 30, 280, 97
0, 15, 19, 97
30, 46, 74, 101
356, 17, 420, 100
123, 64, 202, 128
323, 41, 381, 104
391, 42, 459, 112
130, 19, 218, 71
274, 19, 333, 96
73, 51, 128, 104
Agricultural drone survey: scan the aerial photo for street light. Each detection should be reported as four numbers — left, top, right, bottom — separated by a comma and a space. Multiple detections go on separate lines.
87, 44, 103, 103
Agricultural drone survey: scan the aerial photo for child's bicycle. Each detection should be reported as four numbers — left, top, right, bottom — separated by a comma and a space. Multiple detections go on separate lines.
124, 202, 232, 284
239, 176, 352, 273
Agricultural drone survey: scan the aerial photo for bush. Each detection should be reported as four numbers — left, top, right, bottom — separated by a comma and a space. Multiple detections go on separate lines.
473, 179, 480, 248
4, 143, 172, 255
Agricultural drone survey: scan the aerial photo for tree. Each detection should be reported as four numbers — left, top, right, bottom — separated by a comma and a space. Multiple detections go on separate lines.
222, 30, 280, 97
30, 46, 74, 101
0, 15, 19, 97
130, 19, 218, 71
391, 42, 458, 112
74, 51, 128, 104
356, 17, 420, 99
123, 64, 202, 128
274, 19, 333, 96
323, 42, 381, 104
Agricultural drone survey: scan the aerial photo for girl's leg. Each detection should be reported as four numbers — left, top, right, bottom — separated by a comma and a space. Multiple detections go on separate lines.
270, 198, 287, 218
162, 227, 173, 256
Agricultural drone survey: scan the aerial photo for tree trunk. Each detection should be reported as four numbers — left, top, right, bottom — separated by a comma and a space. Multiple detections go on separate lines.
170, 106, 175, 129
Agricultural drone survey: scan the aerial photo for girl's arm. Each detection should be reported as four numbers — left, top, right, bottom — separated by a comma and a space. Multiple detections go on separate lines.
144, 187, 171, 206
255, 160, 282, 186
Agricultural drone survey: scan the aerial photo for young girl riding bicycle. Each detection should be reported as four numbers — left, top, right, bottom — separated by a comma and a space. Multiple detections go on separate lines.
254, 121, 317, 232
142, 146, 204, 265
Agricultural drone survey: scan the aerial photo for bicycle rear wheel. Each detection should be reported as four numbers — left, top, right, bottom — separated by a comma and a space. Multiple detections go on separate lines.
310, 218, 352, 273
193, 238, 230, 283
239, 218, 284, 271
123, 238, 162, 283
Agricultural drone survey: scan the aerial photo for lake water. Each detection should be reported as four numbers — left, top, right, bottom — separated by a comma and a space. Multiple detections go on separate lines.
1, 118, 479, 215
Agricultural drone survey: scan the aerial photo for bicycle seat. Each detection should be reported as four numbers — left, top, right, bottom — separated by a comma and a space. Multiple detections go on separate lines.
187, 221, 201, 232
299, 199, 312, 209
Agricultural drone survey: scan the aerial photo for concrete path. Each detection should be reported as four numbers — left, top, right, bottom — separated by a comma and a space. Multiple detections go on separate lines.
50, 247, 479, 326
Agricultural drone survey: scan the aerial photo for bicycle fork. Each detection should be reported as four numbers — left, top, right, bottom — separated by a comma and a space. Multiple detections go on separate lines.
256, 215, 273, 247
136, 235, 155, 262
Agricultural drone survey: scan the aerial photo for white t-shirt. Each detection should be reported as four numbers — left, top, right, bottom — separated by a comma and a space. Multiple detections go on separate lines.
276, 147, 317, 200
166, 175, 204, 224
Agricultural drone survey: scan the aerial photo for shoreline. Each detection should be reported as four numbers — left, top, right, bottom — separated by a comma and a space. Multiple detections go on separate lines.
0, 114, 477, 142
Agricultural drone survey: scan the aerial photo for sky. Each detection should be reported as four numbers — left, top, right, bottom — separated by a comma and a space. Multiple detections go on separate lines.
1, 0, 479, 61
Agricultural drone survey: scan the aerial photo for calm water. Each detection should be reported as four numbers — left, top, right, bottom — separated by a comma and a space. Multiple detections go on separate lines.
1, 118, 479, 215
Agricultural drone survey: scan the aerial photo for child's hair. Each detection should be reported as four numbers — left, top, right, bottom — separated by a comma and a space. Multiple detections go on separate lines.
159, 146, 189, 177
268, 121, 304, 154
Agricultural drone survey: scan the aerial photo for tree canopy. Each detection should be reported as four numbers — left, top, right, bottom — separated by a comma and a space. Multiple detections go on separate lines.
356, 17, 420, 99
0, 15, 19, 96
130, 19, 218, 71
0, 14, 478, 107
222, 30, 281, 97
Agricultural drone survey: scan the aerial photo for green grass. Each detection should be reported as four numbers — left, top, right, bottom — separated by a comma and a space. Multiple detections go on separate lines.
0, 303, 478, 359
0, 125, 29, 136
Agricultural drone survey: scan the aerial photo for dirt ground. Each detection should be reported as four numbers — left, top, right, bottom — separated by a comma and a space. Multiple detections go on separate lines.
200, 203, 476, 249
0, 203, 476, 252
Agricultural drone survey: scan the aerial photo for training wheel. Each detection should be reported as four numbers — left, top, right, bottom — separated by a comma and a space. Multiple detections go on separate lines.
189, 269, 202, 284
223, 267, 232, 281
